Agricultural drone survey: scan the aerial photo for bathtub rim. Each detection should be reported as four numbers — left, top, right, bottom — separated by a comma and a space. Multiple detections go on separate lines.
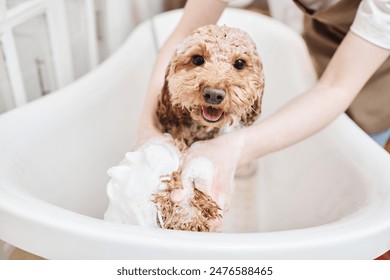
1, 166, 390, 260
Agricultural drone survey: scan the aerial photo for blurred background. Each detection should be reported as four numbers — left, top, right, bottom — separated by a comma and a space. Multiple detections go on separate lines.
0, 0, 304, 115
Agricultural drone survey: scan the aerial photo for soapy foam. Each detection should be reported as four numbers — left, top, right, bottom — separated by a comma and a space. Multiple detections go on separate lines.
104, 138, 216, 230
104, 139, 182, 227
182, 157, 214, 195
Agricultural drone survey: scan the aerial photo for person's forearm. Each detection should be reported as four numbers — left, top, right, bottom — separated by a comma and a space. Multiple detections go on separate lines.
238, 31, 390, 165
137, 34, 185, 139
239, 84, 350, 164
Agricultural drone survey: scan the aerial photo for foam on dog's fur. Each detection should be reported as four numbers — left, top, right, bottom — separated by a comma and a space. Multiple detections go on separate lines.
104, 139, 181, 227
104, 138, 221, 231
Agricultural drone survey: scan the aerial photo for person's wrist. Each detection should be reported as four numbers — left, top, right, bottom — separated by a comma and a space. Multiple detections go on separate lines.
235, 128, 252, 168
135, 122, 162, 148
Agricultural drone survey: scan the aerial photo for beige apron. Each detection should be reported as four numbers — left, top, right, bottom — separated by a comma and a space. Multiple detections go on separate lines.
294, 0, 390, 134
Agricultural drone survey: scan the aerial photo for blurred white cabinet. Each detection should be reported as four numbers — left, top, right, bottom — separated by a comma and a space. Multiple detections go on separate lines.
0, 0, 163, 115
13, 14, 57, 101
0, 0, 73, 113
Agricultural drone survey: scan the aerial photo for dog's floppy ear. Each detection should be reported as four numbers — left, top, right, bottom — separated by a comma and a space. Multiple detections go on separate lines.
242, 94, 262, 126
242, 57, 264, 126
156, 62, 191, 132
156, 65, 173, 132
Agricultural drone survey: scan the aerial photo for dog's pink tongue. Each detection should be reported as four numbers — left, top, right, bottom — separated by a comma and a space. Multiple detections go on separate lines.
202, 106, 224, 122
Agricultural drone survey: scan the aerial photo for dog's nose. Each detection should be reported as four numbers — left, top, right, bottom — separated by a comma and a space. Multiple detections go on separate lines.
203, 88, 226, 104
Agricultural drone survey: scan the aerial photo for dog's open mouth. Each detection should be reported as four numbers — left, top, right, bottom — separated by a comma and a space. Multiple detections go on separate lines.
201, 106, 225, 123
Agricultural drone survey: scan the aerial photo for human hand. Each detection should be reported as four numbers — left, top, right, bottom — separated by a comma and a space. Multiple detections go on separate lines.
181, 131, 245, 214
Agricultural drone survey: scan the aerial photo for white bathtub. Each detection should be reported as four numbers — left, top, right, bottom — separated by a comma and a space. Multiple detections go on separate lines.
1, 9, 390, 259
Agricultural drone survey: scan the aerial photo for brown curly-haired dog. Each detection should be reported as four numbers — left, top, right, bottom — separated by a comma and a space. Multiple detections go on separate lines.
157, 25, 264, 146
153, 25, 264, 232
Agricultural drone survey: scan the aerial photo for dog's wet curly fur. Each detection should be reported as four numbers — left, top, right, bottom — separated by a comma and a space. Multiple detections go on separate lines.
153, 25, 264, 232
153, 171, 222, 232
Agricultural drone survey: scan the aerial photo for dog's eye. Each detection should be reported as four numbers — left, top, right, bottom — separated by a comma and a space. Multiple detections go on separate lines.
233, 59, 246, 70
191, 55, 205, 66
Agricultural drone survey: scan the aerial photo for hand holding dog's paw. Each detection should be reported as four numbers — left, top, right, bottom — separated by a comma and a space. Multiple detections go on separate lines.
182, 132, 245, 215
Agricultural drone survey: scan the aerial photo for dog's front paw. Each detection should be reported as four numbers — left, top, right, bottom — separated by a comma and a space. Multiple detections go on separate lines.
153, 171, 222, 232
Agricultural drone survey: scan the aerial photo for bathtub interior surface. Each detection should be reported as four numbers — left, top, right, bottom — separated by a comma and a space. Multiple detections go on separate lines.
1, 9, 390, 259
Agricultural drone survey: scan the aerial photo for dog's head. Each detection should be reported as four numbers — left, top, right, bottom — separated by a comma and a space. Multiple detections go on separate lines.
163, 25, 264, 128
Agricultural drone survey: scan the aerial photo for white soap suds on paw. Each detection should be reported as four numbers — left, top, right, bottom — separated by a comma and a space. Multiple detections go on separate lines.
182, 157, 214, 195
104, 139, 219, 230
104, 139, 182, 227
